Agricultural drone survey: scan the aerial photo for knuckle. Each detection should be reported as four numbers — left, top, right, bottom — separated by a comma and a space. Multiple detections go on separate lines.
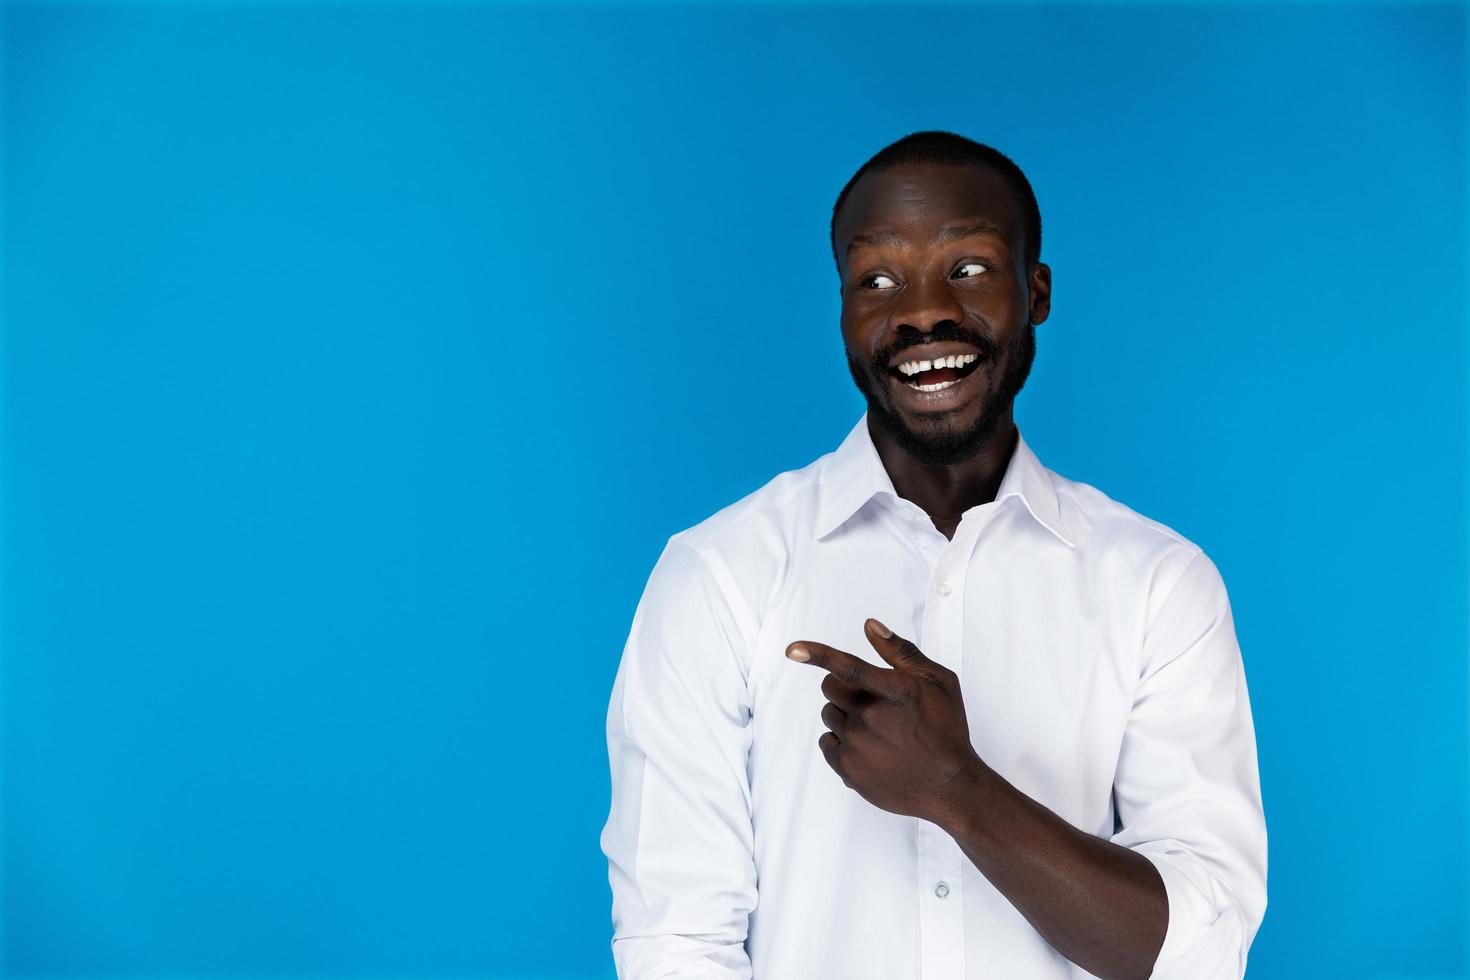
820, 674, 841, 699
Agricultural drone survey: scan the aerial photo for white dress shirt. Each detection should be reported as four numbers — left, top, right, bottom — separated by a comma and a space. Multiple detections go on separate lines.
600, 411, 1267, 979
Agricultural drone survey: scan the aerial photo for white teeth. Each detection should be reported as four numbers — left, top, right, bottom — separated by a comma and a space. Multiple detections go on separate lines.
896, 352, 979, 376
905, 378, 961, 392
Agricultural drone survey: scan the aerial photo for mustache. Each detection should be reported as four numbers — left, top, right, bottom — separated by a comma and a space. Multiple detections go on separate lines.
876, 328, 997, 368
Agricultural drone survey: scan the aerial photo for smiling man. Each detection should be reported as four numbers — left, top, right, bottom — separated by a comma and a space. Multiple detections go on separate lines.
600, 130, 1267, 980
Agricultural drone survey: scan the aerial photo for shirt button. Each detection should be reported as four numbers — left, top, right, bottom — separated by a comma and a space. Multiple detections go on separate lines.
934, 880, 950, 899
937, 581, 951, 596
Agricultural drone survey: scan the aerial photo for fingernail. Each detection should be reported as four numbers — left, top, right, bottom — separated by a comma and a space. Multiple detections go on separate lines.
787, 646, 810, 661
868, 619, 893, 639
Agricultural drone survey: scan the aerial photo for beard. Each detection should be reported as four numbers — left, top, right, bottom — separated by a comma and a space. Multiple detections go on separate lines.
846, 321, 1036, 467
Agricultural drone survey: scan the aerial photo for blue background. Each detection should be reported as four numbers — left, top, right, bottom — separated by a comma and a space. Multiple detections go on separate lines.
2, 2, 1465, 978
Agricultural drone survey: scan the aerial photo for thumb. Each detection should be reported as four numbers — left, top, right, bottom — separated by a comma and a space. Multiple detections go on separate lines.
864, 618, 938, 674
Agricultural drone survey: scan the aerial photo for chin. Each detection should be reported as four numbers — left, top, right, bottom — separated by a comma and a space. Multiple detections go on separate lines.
845, 351, 1019, 465
875, 393, 999, 466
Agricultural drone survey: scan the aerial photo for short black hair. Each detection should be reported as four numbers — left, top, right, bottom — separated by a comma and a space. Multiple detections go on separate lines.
829, 130, 1042, 274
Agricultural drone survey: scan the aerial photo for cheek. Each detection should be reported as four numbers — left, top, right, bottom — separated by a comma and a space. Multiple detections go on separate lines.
961, 292, 1012, 321
839, 315, 879, 354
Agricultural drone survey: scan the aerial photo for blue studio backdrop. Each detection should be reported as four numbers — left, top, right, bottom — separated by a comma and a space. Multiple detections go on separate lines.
2, 2, 1465, 978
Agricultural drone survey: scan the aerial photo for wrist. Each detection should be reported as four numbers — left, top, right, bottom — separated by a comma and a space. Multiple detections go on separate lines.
933, 753, 1000, 837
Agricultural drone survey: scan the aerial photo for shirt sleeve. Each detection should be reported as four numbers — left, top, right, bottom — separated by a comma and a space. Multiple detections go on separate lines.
599, 533, 760, 979
1108, 549, 1268, 980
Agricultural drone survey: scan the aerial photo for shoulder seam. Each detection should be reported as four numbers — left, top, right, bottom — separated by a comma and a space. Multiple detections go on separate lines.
670, 530, 761, 661
1053, 485, 1199, 550
1157, 546, 1209, 610
677, 458, 823, 542
1143, 545, 1210, 655
1136, 545, 1216, 687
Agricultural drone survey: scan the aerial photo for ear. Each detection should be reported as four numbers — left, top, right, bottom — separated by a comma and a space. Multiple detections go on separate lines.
1028, 261, 1052, 325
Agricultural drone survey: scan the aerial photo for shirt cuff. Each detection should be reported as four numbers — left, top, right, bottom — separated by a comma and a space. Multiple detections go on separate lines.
1137, 843, 1248, 980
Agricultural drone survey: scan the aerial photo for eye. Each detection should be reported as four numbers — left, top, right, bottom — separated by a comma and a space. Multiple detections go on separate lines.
860, 273, 898, 290
952, 261, 989, 280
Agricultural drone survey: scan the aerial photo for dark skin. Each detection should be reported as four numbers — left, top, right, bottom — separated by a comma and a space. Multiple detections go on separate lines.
786, 162, 1169, 980
837, 162, 1044, 540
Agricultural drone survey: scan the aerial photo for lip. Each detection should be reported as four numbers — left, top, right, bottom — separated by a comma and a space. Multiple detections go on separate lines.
887, 358, 986, 413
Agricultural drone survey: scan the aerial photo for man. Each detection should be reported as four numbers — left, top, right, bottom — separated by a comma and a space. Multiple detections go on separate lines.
599, 130, 1267, 980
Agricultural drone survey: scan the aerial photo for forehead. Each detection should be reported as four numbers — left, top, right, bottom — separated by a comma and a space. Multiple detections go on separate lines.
835, 162, 1023, 254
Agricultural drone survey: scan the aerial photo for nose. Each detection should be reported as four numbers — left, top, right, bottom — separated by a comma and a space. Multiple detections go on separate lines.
890, 274, 965, 334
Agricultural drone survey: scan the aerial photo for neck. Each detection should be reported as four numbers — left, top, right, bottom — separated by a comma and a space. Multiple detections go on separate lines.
867, 410, 1018, 524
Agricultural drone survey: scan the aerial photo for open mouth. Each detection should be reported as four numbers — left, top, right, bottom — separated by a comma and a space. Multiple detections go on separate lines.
887, 354, 984, 393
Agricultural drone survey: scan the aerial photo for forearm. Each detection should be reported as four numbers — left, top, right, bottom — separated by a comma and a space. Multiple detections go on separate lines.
935, 760, 1168, 980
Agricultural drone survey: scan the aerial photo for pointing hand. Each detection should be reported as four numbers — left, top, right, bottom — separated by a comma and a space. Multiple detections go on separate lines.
786, 618, 987, 825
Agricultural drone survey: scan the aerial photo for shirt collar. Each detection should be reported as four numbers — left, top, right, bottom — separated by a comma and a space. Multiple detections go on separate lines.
814, 410, 1076, 548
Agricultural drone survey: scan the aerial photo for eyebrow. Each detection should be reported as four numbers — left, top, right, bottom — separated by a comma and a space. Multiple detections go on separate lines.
846, 220, 1007, 255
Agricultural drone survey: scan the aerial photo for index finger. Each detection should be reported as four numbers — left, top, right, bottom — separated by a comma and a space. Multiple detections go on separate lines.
786, 640, 901, 698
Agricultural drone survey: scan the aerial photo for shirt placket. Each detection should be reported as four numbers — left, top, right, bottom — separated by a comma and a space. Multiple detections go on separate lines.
914, 521, 969, 980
